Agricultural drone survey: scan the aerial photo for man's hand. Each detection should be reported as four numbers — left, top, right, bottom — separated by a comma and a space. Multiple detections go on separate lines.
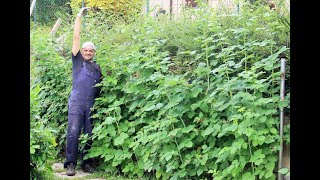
77, 7, 91, 17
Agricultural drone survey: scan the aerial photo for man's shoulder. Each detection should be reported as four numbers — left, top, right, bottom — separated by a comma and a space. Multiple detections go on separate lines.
72, 51, 84, 63
93, 60, 100, 66
72, 50, 82, 58
92, 61, 102, 73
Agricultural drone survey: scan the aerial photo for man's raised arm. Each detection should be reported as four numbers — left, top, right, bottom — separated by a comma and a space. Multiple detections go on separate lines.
72, 7, 90, 56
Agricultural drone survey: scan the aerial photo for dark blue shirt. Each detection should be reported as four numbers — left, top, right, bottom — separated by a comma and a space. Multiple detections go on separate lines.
71, 51, 101, 85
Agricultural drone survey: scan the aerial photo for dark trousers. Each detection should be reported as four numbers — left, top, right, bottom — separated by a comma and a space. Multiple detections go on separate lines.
64, 97, 94, 168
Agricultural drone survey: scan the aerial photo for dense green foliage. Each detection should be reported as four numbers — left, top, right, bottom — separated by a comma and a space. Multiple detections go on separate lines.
30, 26, 71, 179
30, 1, 290, 179
70, 0, 144, 22
31, 0, 72, 26
30, 59, 60, 179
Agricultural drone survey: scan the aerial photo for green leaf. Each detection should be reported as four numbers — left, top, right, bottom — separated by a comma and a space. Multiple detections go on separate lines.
269, 128, 278, 134
103, 154, 114, 162
278, 168, 289, 174
105, 116, 115, 124
98, 129, 108, 140
31, 145, 40, 150
107, 125, 116, 137
202, 125, 214, 137
185, 141, 193, 148
122, 162, 134, 173
265, 162, 275, 170
240, 141, 248, 149
242, 172, 255, 180
178, 170, 187, 177
264, 170, 274, 178
169, 128, 180, 137
254, 158, 264, 165
166, 154, 173, 161
155, 103, 164, 109
182, 125, 195, 133
178, 139, 193, 150
197, 167, 204, 176
187, 111, 196, 118
156, 170, 162, 178
244, 128, 254, 137
191, 85, 203, 98
30, 149, 35, 154
200, 102, 209, 112
258, 116, 267, 122
114, 133, 129, 146
200, 154, 208, 165
259, 170, 266, 179
145, 104, 155, 111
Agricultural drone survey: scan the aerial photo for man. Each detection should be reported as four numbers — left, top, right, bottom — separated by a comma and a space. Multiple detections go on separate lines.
64, 7, 102, 176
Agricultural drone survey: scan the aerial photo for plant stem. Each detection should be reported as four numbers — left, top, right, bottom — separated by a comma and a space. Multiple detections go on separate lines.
174, 137, 183, 163
114, 111, 120, 133
205, 29, 210, 95
179, 116, 186, 128
248, 139, 255, 174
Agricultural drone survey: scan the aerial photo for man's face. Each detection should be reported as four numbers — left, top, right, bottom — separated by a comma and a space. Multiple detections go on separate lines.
81, 48, 95, 61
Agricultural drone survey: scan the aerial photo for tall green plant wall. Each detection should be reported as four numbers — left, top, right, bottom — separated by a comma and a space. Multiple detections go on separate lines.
30, 2, 290, 179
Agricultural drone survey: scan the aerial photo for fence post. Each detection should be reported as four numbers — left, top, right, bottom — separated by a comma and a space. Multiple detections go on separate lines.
33, 0, 37, 28
170, 0, 173, 19
278, 56, 286, 180
30, 0, 36, 16
146, 0, 150, 13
